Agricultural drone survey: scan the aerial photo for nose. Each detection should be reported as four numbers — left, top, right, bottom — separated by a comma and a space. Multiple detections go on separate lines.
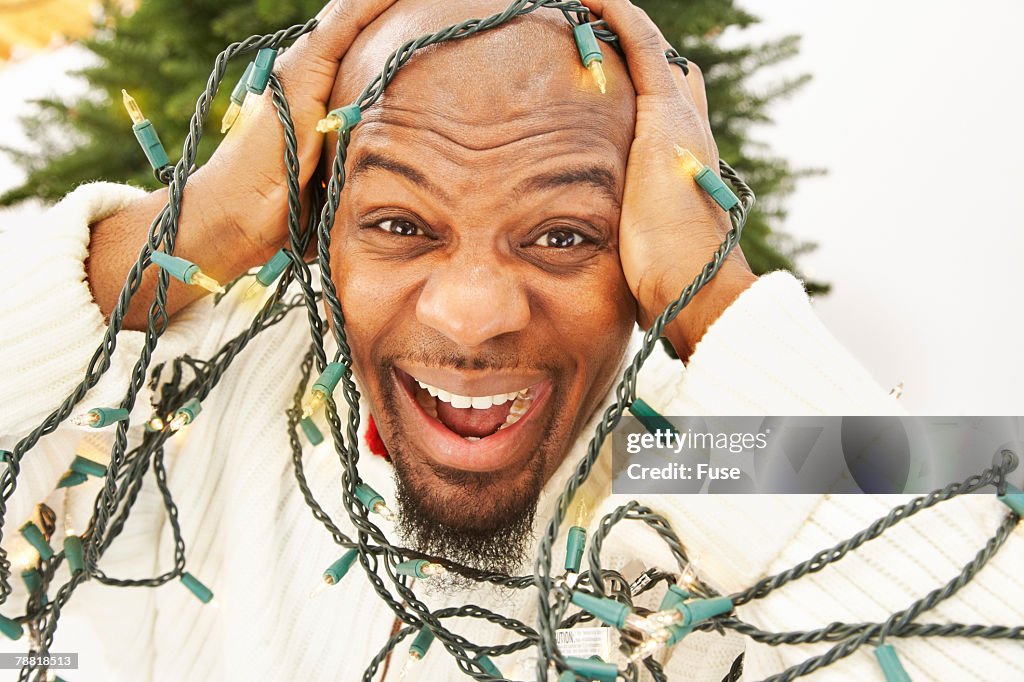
415, 255, 531, 348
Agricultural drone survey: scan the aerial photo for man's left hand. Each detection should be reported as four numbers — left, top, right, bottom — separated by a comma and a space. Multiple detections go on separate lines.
582, 0, 757, 360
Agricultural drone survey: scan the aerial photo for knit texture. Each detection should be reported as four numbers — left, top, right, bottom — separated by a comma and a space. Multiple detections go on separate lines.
0, 183, 1021, 681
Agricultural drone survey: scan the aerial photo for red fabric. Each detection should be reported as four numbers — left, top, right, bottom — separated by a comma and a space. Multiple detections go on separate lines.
365, 414, 390, 461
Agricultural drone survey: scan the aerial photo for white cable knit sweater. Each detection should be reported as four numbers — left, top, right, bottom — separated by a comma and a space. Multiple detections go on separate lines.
0, 182, 1021, 681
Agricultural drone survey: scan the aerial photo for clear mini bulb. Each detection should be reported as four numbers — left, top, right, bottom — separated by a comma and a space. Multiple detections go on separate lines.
121, 89, 146, 125
188, 270, 226, 295
221, 101, 242, 134
69, 412, 100, 427
301, 390, 325, 419
588, 61, 607, 94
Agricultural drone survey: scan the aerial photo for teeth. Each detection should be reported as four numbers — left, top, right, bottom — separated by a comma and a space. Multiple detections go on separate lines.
497, 394, 533, 430
415, 379, 531, 411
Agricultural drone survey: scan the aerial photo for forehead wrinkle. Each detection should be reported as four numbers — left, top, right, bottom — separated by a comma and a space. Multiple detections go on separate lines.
356, 99, 630, 155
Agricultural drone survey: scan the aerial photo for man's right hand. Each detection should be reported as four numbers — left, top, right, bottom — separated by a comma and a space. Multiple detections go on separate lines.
87, 0, 398, 330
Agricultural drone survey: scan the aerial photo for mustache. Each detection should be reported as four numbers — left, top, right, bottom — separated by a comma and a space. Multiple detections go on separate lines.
381, 348, 561, 374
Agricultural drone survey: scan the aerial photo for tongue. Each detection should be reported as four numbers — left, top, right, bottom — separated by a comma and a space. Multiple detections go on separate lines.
436, 400, 514, 438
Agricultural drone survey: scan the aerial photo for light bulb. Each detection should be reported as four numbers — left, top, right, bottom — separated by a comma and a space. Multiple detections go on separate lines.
188, 270, 226, 295
221, 102, 241, 134
588, 61, 607, 94
70, 412, 100, 427
121, 89, 146, 125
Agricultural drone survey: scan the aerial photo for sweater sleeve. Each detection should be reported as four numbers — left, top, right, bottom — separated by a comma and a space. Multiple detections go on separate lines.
0, 181, 217, 438
651, 270, 908, 417
0, 182, 218, 585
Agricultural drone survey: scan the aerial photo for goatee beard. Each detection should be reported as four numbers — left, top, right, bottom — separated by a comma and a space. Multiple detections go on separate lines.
391, 458, 541, 588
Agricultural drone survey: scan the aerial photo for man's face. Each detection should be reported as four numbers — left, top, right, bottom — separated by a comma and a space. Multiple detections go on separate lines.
328, 0, 636, 569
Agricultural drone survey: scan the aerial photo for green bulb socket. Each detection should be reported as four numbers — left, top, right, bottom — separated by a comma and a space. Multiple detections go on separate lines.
313, 362, 345, 398
564, 526, 586, 572
131, 120, 170, 171
150, 250, 200, 285
572, 22, 603, 67
181, 572, 214, 603
20, 569, 42, 595
19, 522, 54, 560
693, 166, 740, 211
64, 535, 85, 575
570, 591, 629, 629
175, 398, 202, 426
666, 620, 695, 646
559, 672, 578, 682
354, 483, 384, 512
409, 626, 436, 659
326, 104, 363, 133
86, 407, 130, 428
231, 62, 255, 106
396, 559, 430, 579
246, 48, 278, 95
676, 596, 733, 627
0, 450, 9, 463
323, 549, 359, 584
628, 398, 678, 438
57, 470, 89, 488
71, 455, 108, 478
565, 656, 618, 682
255, 249, 292, 287
998, 482, 1024, 517
874, 644, 913, 682
658, 584, 690, 612
474, 655, 502, 678
299, 417, 324, 445
0, 614, 23, 641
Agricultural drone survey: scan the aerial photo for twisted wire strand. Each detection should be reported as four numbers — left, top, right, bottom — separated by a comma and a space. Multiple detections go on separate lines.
3, 3, 1022, 681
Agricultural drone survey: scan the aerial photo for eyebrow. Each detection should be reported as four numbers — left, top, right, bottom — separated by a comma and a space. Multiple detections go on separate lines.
514, 165, 620, 207
348, 152, 619, 207
349, 152, 450, 202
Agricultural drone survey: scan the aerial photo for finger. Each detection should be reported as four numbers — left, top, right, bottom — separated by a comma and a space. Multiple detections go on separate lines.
577, 0, 679, 99
275, 0, 400, 98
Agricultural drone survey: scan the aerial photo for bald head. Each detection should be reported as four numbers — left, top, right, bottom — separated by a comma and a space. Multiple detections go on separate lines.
329, 0, 634, 139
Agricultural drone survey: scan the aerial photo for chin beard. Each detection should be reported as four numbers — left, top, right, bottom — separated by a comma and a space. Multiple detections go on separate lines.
391, 451, 542, 586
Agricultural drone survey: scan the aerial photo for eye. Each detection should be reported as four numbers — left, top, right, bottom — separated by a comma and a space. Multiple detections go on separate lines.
375, 218, 423, 237
533, 229, 588, 248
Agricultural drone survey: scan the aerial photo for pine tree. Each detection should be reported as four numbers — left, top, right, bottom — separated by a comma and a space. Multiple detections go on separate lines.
0, 0, 826, 293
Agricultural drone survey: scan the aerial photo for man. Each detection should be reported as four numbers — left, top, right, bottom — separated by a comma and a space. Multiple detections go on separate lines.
1, 0, 1021, 680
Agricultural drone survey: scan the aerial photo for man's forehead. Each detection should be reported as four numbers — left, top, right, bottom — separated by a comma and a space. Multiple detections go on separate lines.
329, 0, 635, 146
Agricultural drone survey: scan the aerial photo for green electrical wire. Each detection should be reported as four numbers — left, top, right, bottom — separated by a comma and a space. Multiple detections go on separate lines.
0, 3, 1020, 682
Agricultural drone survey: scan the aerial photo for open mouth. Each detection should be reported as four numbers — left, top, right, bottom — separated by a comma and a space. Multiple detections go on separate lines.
393, 366, 552, 473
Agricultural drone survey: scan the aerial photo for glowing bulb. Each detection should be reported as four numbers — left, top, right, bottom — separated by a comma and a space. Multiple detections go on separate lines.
69, 411, 100, 427
679, 564, 697, 589
188, 270, 226, 295
629, 629, 671, 662
399, 652, 422, 679
169, 414, 189, 431
146, 416, 165, 432
372, 500, 397, 522
301, 390, 326, 420
121, 89, 146, 125
673, 145, 705, 177
244, 279, 267, 301
315, 115, 343, 134
13, 546, 39, 572
888, 382, 904, 400
221, 101, 242, 134
587, 60, 607, 94
420, 562, 446, 578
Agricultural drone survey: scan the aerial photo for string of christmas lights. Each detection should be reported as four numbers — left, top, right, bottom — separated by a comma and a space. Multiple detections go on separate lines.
0, 1, 1021, 680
